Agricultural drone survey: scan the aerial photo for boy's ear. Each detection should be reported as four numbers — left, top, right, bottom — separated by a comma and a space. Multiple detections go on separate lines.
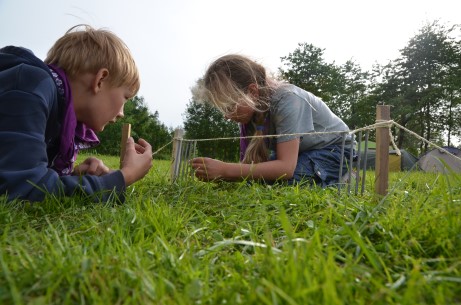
93, 68, 110, 93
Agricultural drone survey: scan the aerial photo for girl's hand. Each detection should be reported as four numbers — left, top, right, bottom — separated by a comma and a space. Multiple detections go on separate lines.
190, 157, 225, 181
73, 157, 111, 176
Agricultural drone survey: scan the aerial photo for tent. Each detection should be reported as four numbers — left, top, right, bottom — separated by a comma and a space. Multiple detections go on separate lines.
417, 146, 461, 173
354, 149, 419, 172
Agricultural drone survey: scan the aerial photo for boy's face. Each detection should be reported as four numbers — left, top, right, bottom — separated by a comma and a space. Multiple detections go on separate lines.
79, 84, 131, 133
90, 85, 131, 132
72, 70, 133, 132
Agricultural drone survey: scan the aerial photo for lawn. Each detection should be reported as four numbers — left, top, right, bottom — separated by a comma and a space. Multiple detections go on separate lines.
1, 154, 460, 304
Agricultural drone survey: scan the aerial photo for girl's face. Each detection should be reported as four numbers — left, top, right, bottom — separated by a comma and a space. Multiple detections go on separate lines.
223, 84, 259, 124
224, 103, 255, 124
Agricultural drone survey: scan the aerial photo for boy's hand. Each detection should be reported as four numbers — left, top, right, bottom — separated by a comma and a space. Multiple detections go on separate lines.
73, 157, 111, 176
120, 137, 153, 185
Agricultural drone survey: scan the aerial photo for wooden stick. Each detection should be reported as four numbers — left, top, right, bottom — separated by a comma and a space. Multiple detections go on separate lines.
355, 131, 362, 195
171, 128, 184, 182
337, 133, 346, 195
361, 131, 369, 195
375, 105, 390, 196
119, 123, 131, 169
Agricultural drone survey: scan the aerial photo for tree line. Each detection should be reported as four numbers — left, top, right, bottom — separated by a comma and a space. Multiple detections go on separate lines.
96, 20, 461, 160
94, 96, 172, 159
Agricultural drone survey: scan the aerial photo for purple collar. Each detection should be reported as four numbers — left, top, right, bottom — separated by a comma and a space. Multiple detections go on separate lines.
48, 65, 100, 175
239, 113, 270, 161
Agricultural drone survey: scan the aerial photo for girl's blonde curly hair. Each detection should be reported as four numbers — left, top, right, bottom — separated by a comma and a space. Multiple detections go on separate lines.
192, 54, 277, 164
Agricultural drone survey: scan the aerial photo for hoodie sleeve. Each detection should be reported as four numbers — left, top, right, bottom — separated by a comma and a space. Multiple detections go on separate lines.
0, 62, 126, 203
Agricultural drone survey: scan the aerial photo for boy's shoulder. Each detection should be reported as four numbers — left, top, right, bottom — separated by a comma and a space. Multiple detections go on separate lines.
0, 47, 57, 105
0, 46, 50, 73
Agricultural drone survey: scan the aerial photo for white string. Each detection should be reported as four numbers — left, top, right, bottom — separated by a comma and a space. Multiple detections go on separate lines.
392, 121, 461, 162
152, 120, 461, 163
152, 140, 173, 156
155, 121, 388, 155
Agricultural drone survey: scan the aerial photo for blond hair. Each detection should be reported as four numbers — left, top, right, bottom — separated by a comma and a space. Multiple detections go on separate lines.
192, 54, 275, 164
45, 24, 140, 97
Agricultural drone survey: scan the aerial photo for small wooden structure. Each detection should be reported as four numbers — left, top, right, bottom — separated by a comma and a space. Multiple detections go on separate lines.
168, 105, 392, 196
170, 129, 197, 182
375, 105, 391, 196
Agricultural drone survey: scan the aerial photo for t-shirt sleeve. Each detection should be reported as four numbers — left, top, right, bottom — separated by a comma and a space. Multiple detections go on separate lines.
272, 92, 314, 143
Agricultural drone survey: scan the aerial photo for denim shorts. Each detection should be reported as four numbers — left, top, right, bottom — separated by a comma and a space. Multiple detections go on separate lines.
271, 145, 353, 187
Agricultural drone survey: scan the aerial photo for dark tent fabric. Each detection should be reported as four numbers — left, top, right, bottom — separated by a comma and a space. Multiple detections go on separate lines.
417, 146, 461, 173
354, 149, 419, 171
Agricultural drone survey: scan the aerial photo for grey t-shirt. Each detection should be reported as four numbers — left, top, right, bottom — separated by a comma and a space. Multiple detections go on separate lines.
268, 84, 350, 152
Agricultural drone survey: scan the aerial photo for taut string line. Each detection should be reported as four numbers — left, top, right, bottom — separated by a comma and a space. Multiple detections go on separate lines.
151, 120, 461, 163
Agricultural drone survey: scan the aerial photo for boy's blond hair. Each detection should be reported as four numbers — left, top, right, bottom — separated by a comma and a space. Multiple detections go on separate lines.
45, 24, 140, 97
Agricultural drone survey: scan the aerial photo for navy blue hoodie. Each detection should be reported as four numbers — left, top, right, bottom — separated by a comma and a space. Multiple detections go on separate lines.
0, 46, 126, 202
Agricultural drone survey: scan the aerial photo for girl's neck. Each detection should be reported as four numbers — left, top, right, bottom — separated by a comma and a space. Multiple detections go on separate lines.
252, 110, 267, 125
266, 77, 280, 90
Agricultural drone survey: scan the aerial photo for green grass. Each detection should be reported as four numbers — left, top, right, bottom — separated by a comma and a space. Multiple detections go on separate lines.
1, 154, 460, 304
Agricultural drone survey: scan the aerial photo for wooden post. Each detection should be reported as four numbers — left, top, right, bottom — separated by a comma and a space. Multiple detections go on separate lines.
170, 128, 185, 182
119, 123, 131, 169
375, 105, 390, 196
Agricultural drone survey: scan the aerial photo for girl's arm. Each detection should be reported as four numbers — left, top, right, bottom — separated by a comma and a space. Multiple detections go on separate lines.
191, 138, 299, 181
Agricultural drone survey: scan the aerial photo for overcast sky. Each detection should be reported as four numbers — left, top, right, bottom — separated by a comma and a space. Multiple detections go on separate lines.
1, 0, 459, 128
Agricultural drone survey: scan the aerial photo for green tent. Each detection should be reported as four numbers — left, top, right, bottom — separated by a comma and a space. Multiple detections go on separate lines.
354, 144, 419, 171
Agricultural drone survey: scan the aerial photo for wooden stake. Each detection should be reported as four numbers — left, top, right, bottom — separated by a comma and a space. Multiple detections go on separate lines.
119, 123, 131, 169
171, 128, 185, 182
375, 105, 390, 196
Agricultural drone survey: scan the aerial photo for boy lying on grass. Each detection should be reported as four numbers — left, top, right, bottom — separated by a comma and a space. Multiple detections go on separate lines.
0, 25, 152, 202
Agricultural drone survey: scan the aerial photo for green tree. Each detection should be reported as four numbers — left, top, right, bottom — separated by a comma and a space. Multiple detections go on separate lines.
183, 100, 239, 161
278, 21, 461, 152
370, 21, 461, 152
279, 43, 341, 104
436, 25, 461, 147
279, 43, 371, 128
95, 96, 172, 159
336, 60, 371, 129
